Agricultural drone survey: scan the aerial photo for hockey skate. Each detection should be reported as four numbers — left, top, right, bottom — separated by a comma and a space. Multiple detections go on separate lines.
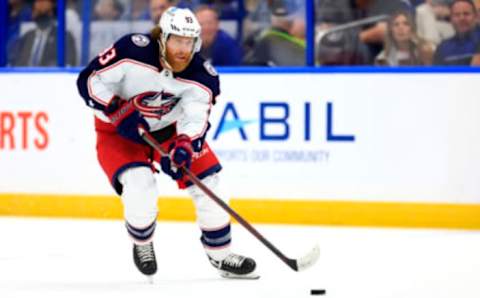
208, 253, 259, 279
133, 242, 157, 276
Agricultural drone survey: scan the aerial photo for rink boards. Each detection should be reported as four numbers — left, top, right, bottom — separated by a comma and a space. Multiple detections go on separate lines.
1, 71, 479, 229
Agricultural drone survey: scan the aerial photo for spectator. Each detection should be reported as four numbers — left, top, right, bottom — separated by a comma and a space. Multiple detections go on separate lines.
416, 0, 455, 46
243, 0, 305, 66
470, 33, 480, 63
468, 0, 480, 63
290, 13, 306, 40
315, 0, 370, 65
242, 0, 271, 54
433, 0, 479, 65
7, 0, 32, 65
127, 0, 150, 20
355, 0, 413, 61
93, 0, 123, 21
315, 0, 354, 24
316, 0, 412, 64
474, 0, 480, 22
12, 0, 77, 66
199, 0, 239, 18
67, 0, 82, 66
243, 0, 303, 53
195, 5, 243, 66
243, 1, 271, 35
375, 11, 435, 65
150, 0, 174, 25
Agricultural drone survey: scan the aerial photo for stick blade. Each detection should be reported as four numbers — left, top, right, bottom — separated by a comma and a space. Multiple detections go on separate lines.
295, 244, 320, 271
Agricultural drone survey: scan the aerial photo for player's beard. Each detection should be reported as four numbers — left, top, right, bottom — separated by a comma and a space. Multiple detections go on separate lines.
165, 50, 192, 73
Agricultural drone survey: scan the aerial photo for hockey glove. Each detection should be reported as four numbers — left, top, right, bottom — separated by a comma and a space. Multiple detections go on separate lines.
160, 134, 193, 180
105, 96, 149, 144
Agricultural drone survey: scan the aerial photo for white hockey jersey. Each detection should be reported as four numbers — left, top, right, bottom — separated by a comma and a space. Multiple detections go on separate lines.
77, 33, 220, 141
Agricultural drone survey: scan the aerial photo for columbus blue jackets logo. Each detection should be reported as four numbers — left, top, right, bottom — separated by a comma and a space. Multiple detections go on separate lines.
132, 91, 181, 119
131, 34, 150, 47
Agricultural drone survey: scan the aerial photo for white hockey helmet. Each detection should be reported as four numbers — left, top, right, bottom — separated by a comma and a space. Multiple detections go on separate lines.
158, 7, 202, 55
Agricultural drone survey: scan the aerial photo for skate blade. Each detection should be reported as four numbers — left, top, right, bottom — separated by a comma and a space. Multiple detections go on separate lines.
219, 270, 260, 280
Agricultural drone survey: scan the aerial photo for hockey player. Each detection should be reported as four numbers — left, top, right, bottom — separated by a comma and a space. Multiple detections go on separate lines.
76, 7, 257, 279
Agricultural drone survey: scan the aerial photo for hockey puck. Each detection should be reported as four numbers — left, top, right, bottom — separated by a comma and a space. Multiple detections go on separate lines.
310, 289, 326, 295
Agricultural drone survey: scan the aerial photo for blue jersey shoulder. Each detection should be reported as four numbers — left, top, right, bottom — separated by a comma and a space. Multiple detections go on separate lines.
77, 33, 160, 110
109, 33, 160, 68
175, 54, 220, 103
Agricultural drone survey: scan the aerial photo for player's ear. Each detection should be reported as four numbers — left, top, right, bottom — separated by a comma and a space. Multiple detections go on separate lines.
150, 26, 162, 41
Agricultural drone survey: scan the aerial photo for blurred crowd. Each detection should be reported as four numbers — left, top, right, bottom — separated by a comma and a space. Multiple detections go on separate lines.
6, 0, 480, 67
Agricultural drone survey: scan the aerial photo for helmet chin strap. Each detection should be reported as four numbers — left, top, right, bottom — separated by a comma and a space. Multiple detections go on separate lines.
158, 40, 173, 71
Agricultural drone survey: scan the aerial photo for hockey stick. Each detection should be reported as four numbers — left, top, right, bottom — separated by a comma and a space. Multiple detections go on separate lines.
139, 127, 320, 272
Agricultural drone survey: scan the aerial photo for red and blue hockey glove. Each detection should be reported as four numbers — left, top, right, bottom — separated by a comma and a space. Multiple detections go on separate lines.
105, 96, 149, 144
160, 134, 193, 180
169, 134, 193, 168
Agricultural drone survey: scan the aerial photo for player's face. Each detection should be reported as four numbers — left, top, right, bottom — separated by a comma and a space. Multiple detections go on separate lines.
165, 34, 195, 72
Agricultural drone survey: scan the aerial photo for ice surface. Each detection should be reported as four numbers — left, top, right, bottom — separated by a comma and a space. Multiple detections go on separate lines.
0, 217, 479, 298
